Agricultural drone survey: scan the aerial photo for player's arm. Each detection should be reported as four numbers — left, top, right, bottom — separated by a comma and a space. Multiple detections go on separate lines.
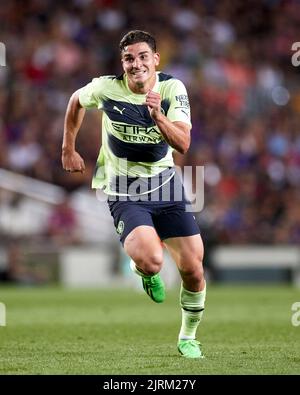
62, 90, 86, 173
145, 90, 191, 154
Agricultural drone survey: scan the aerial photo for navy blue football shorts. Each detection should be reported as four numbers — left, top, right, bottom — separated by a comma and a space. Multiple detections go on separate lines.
107, 171, 200, 245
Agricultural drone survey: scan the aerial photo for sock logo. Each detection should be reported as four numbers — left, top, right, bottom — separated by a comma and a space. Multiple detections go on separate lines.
190, 318, 201, 323
117, 220, 124, 235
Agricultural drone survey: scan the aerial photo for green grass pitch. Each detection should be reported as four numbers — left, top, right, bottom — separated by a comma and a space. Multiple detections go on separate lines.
0, 284, 299, 375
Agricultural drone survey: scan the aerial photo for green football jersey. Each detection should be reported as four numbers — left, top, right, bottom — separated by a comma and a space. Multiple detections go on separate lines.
78, 71, 191, 195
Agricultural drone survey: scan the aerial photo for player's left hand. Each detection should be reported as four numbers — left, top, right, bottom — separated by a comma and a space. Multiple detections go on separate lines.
144, 90, 162, 119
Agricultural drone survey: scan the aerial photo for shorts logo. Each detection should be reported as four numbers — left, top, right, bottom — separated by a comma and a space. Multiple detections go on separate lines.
117, 220, 125, 235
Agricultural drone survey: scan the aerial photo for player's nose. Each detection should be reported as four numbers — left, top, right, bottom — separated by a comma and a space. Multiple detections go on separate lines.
132, 57, 142, 68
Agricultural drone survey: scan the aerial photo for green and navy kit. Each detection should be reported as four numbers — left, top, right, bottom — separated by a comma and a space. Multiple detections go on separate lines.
79, 71, 192, 195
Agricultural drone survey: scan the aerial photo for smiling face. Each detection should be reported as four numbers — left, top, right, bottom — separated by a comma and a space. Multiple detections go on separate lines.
121, 42, 160, 94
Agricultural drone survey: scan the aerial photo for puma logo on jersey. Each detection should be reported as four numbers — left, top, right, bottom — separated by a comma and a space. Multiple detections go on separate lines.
113, 105, 126, 115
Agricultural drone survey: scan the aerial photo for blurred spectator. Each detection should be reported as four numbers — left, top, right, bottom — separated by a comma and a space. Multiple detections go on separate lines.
46, 197, 80, 246
0, 240, 47, 284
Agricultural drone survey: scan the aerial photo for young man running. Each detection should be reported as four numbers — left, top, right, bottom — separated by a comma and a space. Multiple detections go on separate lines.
62, 30, 206, 358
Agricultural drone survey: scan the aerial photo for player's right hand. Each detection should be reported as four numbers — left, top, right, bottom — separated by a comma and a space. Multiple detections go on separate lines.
62, 150, 86, 173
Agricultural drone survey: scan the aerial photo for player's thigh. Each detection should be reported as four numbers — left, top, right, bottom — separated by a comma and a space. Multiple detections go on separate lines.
164, 233, 204, 272
108, 198, 163, 265
108, 199, 153, 244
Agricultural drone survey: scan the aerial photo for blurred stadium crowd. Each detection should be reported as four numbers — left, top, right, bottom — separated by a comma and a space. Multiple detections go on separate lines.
1, 0, 300, 257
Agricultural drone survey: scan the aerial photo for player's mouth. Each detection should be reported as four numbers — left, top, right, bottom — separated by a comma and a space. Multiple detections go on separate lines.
131, 70, 147, 76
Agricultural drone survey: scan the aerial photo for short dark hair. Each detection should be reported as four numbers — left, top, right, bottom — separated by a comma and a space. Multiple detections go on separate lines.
119, 30, 157, 53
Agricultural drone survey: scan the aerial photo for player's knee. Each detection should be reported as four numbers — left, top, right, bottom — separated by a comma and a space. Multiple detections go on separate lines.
144, 251, 164, 275
195, 265, 205, 281
182, 266, 204, 282
180, 255, 205, 283
134, 251, 163, 275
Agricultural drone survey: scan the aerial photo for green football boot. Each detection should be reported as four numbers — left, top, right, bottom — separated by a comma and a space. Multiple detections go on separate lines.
142, 273, 166, 303
177, 339, 205, 359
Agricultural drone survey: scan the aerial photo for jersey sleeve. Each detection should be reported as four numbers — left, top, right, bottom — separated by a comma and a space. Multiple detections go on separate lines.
78, 77, 106, 109
165, 79, 192, 127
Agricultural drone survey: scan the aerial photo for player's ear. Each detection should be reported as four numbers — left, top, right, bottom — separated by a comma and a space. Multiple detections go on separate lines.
154, 52, 160, 66
121, 57, 126, 71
